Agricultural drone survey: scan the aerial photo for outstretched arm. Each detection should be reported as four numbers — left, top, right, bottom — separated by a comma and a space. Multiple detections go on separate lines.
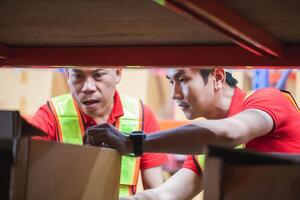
143, 109, 273, 154
86, 109, 273, 155
121, 168, 202, 200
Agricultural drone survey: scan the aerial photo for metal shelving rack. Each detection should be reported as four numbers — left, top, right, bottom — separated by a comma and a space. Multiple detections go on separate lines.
0, 0, 300, 67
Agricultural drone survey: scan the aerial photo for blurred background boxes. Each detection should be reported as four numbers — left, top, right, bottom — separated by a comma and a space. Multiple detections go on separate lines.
0, 68, 299, 118
0, 68, 299, 200
0, 69, 69, 116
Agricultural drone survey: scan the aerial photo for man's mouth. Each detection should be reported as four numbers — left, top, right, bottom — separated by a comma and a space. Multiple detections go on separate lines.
178, 102, 190, 109
82, 99, 100, 106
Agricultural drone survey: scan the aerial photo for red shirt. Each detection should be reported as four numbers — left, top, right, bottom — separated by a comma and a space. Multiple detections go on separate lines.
30, 91, 167, 170
183, 87, 300, 175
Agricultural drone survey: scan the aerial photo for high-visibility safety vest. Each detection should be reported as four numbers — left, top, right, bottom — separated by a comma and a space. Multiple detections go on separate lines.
193, 89, 300, 173
49, 93, 143, 197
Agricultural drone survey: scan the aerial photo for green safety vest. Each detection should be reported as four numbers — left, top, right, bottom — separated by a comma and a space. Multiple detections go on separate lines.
194, 89, 300, 172
49, 93, 143, 197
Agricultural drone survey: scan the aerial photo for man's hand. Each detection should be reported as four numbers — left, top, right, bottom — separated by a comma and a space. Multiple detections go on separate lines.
84, 123, 133, 155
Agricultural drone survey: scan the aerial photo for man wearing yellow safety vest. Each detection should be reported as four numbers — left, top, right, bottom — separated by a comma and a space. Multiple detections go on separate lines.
85, 67, 300, 200
30, 68, 167, 197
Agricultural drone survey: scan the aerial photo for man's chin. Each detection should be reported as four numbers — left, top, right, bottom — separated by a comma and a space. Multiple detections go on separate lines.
184, 111, 200, 120
82, 109, 98, 118
183, 112, 193, 120
186, 115, 196, 120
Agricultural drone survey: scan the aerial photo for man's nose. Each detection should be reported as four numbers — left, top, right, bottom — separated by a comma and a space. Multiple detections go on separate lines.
82, 77, 97, 93
171, 84, 183, 100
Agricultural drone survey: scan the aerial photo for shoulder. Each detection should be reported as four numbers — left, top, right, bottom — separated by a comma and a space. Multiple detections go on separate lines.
252, 87, 281, 95
243, 88, 295, 129
244, 88, 290, 108
32, 103, 53, 121
30, 102, 57, 140
246, 88, 285, 102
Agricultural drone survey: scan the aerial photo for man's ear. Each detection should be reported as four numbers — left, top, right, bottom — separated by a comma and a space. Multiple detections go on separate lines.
115, 68, 122, 84
212, 68, 226, 90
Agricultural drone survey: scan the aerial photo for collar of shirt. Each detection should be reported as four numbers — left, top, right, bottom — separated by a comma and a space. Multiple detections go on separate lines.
80, 91, 124, 127
227, 87, 247, 117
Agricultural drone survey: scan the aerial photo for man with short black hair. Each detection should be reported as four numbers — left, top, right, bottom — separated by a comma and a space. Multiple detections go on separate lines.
30, 67, 167, 197
87, 67, 300, 200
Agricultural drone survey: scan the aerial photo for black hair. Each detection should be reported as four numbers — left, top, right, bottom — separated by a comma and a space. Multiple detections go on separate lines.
199, 69, 238, 87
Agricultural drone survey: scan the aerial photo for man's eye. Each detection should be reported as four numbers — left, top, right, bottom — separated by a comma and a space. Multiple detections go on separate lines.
169, 80, 174, 85
179, 77, 188, 83
179, 78, 185, 82
94, 73, 106, 79
73, 74, 83, 80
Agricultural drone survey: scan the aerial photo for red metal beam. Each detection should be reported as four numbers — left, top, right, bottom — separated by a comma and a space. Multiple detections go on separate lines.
1, 45, 300, 67
0, 44, 10, 59
165, 0, 283, 58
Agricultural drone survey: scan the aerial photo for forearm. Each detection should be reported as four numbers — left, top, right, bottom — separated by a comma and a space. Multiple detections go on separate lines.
144, 122, 234, 155
122, 189, 162, 200
129, 168, 202, 200
142, 166, 165, 189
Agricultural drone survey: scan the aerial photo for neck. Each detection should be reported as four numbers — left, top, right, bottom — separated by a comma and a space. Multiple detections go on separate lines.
207, 85, 235, 119
94, 115, 110, 124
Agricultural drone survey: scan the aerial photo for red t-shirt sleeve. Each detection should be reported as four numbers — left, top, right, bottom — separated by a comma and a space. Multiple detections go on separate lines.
242, 88, 291, 133
29, 103, 57, 141
140, 105, 168, 170
182, 155, 200, 176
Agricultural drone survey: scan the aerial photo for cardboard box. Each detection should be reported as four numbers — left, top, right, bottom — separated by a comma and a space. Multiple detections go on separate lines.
0, 110, 121, 200
204, 146, 300, 200
11, 138, 121, 200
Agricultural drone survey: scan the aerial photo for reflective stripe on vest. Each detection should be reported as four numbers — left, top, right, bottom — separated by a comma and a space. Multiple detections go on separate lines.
117, 95, 142, 197
50, 94, 85, 144
50, 94, 142, 197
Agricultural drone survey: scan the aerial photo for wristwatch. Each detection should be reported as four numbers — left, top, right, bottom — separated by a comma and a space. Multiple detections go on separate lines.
129, 131, 146, 157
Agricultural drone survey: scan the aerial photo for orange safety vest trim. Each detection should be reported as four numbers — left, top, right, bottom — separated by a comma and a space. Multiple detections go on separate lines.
49, 94, 85, 143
